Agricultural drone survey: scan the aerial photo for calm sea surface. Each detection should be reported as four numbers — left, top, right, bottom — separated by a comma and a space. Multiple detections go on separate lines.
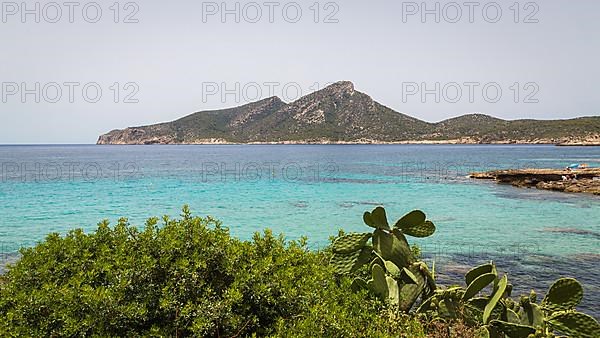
1, 145, 599, 316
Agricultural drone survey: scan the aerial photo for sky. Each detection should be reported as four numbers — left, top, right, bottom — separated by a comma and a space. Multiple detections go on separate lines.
1, 0, 599, 143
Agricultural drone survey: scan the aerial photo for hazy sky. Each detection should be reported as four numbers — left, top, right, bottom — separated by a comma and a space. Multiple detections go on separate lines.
1, 0, 599, 143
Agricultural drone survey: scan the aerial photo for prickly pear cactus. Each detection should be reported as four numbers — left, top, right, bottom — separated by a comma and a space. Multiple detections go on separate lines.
331, 232, 371, 254
506, 308, 520, 324
399, 266, 419, 285
463, 272, 496, 301
397, 263, 428, 311
489, 320, 536, 338
350, 278, 367, 292
518, 301, 543, 328
395, 210, 426, 228
369, 263, 389, 299
330, 247, 371, 274
483, 275, 507, 324
465, 262, 495, 286
529, 289, 537, 304
541, 277, 583, 311
467, 297, 489, 311
363, 206, 390, 230
383, 260, 401, 278
373, 229, 414, 269
386, 275, 400, 306
394, 210, 436, 238
332, 207, 600, 338
546, 311, 600, 338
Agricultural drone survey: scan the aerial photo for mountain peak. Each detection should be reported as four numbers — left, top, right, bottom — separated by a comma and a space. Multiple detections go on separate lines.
322, 81, 355, 95
292, 81, 357, 105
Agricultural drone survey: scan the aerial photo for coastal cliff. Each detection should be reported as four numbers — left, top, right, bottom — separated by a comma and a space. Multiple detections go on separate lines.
97, 81, 600, 145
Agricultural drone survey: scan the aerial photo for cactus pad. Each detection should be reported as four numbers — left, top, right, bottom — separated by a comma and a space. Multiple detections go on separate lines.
397, 264, 427, 311
465, 262, 495, 286
467, 297, 489, 311
541, 277, 583, 311
370, 263, 388, 299
463, 303, 484, 325
400, 267, 419, 284
518, 302, 543, 328
490, 320, 536, 338
332, 232, 371, 254
529, 289, 537, 304
330, 250, 361, 274
355, 247, 373, 270
351, 278, 368, 293
437, 298, 459, 318
363, 207, 390, 230
394, 210, 425, 228
382, 260, 400, 277
386, 275, 400, 305
401, 221, 436, 238
483, 275, 507, 324
394, 210, 436, 237
331, 247, 371, 274
435, 286, 465, 301
506, 308, 520, 324
463, 272, 496, 301
373, 229, 414, 269
546, 311, 600, 338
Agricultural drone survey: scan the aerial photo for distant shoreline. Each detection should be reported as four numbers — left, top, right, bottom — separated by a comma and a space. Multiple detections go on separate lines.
96, 139, 600, 146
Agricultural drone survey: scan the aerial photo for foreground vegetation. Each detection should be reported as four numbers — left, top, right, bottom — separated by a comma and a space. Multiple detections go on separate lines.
0, 206, 598, 337
331, 207, 600, 338
0, 207, 425, 337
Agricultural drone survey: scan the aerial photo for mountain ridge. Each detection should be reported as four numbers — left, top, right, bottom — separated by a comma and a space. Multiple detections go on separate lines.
97, 81, 600, 145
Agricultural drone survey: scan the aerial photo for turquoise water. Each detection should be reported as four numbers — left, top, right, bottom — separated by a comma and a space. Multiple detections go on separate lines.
1, 145, 599, 315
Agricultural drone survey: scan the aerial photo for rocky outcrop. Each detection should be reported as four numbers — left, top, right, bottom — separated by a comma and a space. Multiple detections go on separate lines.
536, 179, 600, 194
556, 135, 600, 146
470, 168, 600, 195
97, 127, 177, 145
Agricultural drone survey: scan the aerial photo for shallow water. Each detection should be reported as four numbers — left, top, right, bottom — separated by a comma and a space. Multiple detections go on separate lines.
0, 144, 598, 316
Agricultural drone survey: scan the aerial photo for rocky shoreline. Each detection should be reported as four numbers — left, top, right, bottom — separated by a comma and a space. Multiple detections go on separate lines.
97, 135, 600, 146
470, 168, 600, 195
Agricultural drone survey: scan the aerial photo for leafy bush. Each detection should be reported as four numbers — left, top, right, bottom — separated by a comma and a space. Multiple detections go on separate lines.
0, 206, 424, 337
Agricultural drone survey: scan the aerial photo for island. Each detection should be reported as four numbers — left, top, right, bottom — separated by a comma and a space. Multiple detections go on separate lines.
97, 81, 600, 145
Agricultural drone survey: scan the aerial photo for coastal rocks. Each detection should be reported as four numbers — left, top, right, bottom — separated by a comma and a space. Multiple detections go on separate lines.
470, 168, 600, 195
536, 179, 600, 195
556, 134, 600, 146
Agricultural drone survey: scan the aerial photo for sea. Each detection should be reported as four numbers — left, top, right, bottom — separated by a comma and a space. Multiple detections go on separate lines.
0, 144, 598, 316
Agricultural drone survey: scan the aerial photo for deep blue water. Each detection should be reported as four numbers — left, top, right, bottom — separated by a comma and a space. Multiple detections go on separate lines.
0, 145, 598, 316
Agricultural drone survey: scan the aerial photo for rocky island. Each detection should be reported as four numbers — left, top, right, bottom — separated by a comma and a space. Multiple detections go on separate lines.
470, 168, 600, 195
97, 81, 600, 145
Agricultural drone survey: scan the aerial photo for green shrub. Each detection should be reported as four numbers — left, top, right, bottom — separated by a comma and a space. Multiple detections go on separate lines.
0, 206, 424, 337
